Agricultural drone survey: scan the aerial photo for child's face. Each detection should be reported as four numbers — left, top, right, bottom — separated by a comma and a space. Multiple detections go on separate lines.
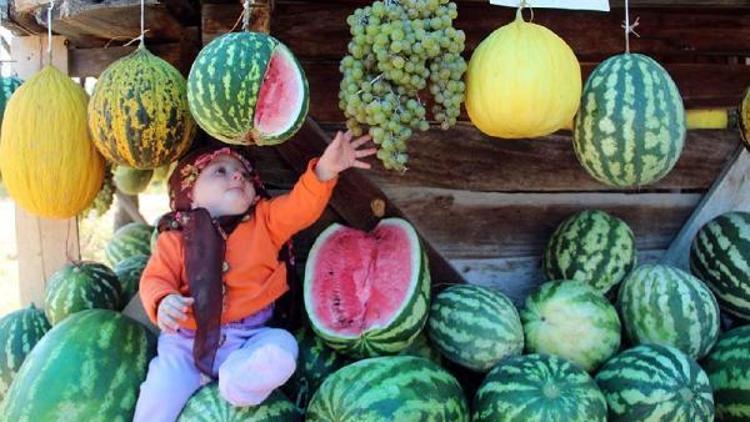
191, 154, 256, 217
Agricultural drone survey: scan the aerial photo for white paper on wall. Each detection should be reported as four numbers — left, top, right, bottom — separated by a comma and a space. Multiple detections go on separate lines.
489, 0, 610, 11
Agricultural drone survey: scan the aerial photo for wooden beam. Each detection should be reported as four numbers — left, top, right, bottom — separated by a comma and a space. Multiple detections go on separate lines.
11, 35, 80, 308
275, 118, 468, 287
662, 145, 750, 270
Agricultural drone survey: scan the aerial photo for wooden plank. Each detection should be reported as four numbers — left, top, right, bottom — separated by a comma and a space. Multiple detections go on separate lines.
10, 35, 80, 308
251, 125, 740, 193
453, 249, 665, 306
275, 118, 468, 286
185, 2, 750, 60
662, 145, 750, 270
303, 60, 750, 122
376, 186, 702, 259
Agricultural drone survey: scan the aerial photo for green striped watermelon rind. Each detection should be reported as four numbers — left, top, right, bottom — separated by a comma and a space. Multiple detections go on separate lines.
595, 343, 715, 422
0, 304, 50, 403
542, 209, 637, 295
0, 309, 157, 422
701, 325, 750, 421
105, 222, 153, 266
572, 53, 686, 188
617, 264, 720, 360
306, 355, 469, 422
474, 354, 608, 422
304, 218, 430, 358
44, 261, 122, 326
521, 280, 621, 373
427, 284, 524, 372
178, 383, 301, 421
113, 253, 150, 307
690, 211, 750, 321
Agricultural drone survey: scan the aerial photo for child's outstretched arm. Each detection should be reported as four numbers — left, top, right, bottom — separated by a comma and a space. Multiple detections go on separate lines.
260, 130, 375, 247
140, 231, 191, 330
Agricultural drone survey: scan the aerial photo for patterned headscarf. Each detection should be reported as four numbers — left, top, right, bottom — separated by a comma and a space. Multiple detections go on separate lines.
156, 145, 297, 377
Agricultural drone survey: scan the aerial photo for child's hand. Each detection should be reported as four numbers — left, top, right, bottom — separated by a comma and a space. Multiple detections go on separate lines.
316, 130, 376, 181
157, 294, 194, 333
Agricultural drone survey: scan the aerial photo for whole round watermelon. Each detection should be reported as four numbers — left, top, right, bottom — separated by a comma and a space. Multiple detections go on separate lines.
543, 209, 636, 294
44, 261, 122, 325
0, 304, 50, 402
691, 211, 750, 321
187, 31, 309, 146
595, 343, 714, 421
113, 253, 149, 307
617, 264, 720, 359
573, 53, 686, 187
428, 284, 524, 372
0, 76, 23, 183
304, 218, 430, 358
106, 222, 153, 266
474, 354, 607, 422
0, 309, 156, 421
88, 46, 196, 169
702, 325, 750, 421
178, 383, 301, 421
521, 280, 620, 372
307, 356, 469, 421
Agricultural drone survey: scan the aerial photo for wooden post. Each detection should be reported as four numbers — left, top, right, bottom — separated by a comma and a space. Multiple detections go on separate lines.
10, 35, 79, 308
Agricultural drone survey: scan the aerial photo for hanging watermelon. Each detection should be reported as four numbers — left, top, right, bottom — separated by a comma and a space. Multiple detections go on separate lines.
187, 32, 309, 146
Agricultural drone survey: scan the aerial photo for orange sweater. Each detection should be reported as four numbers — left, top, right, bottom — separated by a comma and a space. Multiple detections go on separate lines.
139, 159, 337, 329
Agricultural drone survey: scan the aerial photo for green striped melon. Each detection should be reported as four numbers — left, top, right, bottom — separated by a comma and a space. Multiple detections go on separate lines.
106, 222, 153, 266
304, 218, 430, 358
178, 383, 301, 421
88, 46, 196, 169
474, 354, 607, 422
427, 284, 524, 372
282, 327, 351, 410
306, 355, 469, 421
595, 343, 714, 421
573, 53, 686, 187
44, 261, 122, 325
521, 280, 621, 372
543, 209, 636, 294
113, 254, 149, 307
617, 264, 720, 359
0, 76, 23, 183
0, 304, 50, 402
398, 331, 443, 365
702, 325, 750, 421
113, 166, 153, 195
691, 211, 750, 321
0, 309, 156, 421
187, 32, 309, 146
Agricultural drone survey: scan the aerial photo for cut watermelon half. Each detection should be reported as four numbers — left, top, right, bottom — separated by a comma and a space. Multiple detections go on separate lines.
252, 44, 309, 146
304, 218, 430, 358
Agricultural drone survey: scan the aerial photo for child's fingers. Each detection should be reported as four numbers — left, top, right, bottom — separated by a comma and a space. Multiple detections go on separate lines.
350, 135, 373, 149
162, 303, 188, 321
352, 160, 372, 169
343, 130, 354, 142
158, 314, 179, 333
354, 148, 377, 158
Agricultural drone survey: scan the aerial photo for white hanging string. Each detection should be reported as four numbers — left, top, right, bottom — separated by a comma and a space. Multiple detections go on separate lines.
518, 0, 534, 22
46, 0, 54, 65
123, 0, 147, 47
242, 0, 251, 31
622, 0, 641, 53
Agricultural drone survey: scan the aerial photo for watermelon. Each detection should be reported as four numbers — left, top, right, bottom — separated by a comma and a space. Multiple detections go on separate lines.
691, 211, 750, 321
88, 46, 196, 169
427, 284, 524, 372
0, 309, 156, 421
44, 261, 122, 325
398, 332, 443, 365
521, 280, 620, 372
187, 32, 309, 146
113, 166, 154, 195
304, 218, 430, 358
282, 327, 351, 411
106, 222, 153, 266
306, 356, 469, 421
113, 254, 149, 307
543, 209, 636, 294
573, 53, 686, 187
178, 383, 301, 421
474, 354, 607, 422
702, 325, 750, 421
595, 343, 714, 421
617, 264, 720, 360
0, 304, 50, 402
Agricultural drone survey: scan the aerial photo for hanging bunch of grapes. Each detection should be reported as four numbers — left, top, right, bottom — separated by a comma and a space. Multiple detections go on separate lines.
339, 0, 467, 171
